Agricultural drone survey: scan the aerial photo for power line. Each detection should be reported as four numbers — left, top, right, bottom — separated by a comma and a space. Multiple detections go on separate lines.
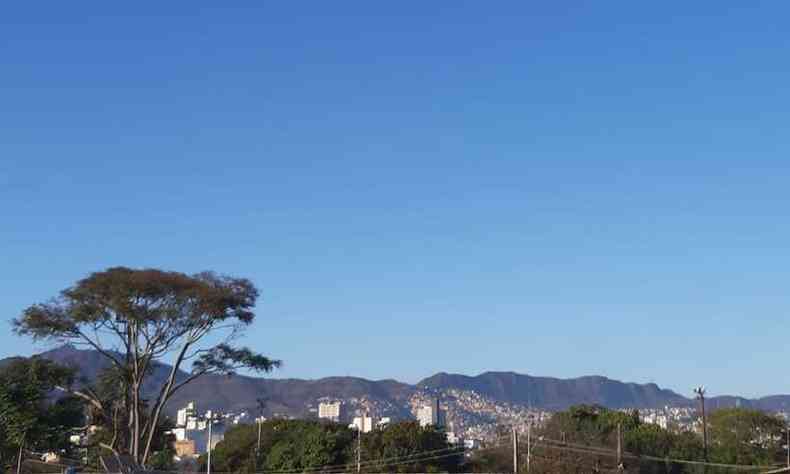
257, 443, 474, 474
528, 452, 620, 473
534, 436, 773, 471
257, 437, 521, 474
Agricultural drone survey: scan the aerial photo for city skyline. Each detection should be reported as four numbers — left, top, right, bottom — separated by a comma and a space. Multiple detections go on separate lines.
4, 2, 790, 398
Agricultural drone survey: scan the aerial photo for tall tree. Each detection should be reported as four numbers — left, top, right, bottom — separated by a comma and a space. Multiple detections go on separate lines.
13, 267, 280, 465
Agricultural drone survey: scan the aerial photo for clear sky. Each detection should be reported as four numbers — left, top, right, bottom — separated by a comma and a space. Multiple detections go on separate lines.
2, 2, 789, 398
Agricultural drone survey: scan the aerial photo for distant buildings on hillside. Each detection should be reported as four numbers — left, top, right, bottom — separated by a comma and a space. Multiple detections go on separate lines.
170, 402, 251, 460
318, 400, 396, 433
629, 406, 697, 431
318, 401, 343, 422
349, 414, 391, 432
417, 398, 443, 427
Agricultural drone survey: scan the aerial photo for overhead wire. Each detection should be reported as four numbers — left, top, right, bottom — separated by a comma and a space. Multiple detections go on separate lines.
533, 436, 772, 471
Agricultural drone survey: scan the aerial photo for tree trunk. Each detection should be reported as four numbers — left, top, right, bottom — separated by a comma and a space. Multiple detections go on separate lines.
140, 341, 191, 465
16, 432, 25, 474
132, 382, 140, 462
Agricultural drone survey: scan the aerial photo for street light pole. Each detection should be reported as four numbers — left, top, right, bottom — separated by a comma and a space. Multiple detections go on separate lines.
257, 418, 262, 455
512, 426, 518, 474
694, 387, 708, 463
356, 428, 362, 474
206, 413, 213, 474
526, 421, 531, 473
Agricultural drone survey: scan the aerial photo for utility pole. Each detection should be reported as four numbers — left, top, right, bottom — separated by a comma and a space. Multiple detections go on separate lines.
694, 387, 708, 462
616, 422, 623, 472
512, 426, 519, 474
526, 421, 531, 473
356, 427, 362, 474
257, 418, 262, 455
559, 430, 566, 468
786, 427, 789, 468
254, 396, 266, 471
253, 416, 262, 472
206, 412, 213, 474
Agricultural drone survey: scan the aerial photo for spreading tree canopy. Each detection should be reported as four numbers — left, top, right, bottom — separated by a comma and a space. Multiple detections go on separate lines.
13, 267, 280, 466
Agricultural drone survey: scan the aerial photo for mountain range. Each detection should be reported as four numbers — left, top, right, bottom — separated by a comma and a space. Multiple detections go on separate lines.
5, 345, 790, 421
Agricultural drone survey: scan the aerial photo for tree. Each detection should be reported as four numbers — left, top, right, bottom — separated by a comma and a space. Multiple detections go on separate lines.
0, 358, 84, 472
535, 405, 705, 474
201, 423, 260, 473
205, 420, 460, 474
205, 420, 355, 473
707, 408, 784, 466
13, 267, 280, 466
361, 421, 461, 473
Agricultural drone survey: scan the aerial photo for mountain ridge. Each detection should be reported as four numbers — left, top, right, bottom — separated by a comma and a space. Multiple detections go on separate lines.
5, 345, 790, 417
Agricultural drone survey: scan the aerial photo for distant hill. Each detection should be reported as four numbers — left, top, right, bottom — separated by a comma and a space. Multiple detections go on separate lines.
23, 346, 414, 418
5, 345, 790, 419
417, 371, 690, 410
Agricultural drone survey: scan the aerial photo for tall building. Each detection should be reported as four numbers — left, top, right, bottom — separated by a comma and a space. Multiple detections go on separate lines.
417, 399, 442, 427
350, 414, 375, 433
318, 401, 343, 422
177, 401, 197, 427
170, 402, 227, 456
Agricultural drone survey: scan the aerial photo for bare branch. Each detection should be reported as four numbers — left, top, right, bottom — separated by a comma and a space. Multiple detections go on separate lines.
54, 385, 104, 412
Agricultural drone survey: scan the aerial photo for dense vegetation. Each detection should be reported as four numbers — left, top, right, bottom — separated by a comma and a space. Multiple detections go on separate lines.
1, 356, 788, 474
0, 358, 84, 472
465, 404, 787, 474
203, 419, 460, 473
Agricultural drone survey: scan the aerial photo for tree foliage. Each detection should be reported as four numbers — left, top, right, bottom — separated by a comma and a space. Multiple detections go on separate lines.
467, 405, 710, 474
471, 405, 787, 474
13, 267, 280, 465
205, 420, 354, 473
0, 358, 84, 471
707, 408, 785, 466
205, 420, 459, 473
360, 421, 460, 473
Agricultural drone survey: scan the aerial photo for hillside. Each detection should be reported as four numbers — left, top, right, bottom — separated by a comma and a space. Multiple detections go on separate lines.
6, 345, 790, 422
417, 371, 690, 410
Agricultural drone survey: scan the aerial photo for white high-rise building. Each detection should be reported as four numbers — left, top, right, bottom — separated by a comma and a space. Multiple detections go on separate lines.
318, 401, 343, 422
177, 401, 197, 427
169, 403, 228, 455
417, 399, 441, 427
350, 415, 375, 433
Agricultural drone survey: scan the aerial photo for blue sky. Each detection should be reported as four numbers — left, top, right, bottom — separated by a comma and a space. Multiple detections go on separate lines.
2, 2, 789, 398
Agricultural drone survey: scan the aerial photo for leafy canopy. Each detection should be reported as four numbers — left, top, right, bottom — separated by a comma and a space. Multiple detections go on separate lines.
12, 267, 280, 465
